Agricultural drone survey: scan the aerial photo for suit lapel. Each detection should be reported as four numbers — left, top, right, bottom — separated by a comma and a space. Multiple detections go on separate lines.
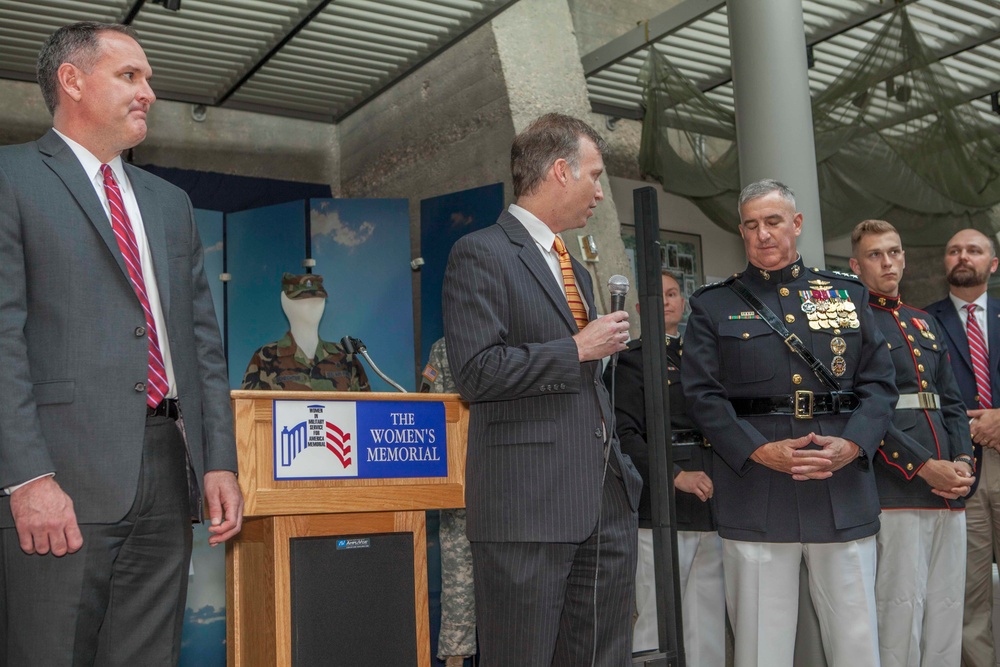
572, 256, 596, 323
498, 213, 578, 332
933, 300, 973, 373
989, 298, 1000, 391
37, 130, 131, 283
126, 165, 171, 318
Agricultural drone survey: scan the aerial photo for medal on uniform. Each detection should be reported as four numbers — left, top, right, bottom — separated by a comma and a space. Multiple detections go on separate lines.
830, 337, 847, 355
831, 355, 847, 376
799, 290, 818, 314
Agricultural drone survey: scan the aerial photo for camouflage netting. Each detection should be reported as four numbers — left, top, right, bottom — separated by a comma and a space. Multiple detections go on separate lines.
638, 6, 1000, 244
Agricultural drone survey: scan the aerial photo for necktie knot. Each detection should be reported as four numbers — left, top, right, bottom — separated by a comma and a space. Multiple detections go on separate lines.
553, 235, 568, 257
968, 303, 978, 316
100, 163, 115, 186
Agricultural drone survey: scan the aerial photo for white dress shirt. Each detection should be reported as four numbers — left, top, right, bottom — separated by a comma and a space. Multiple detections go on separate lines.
507, 203, 590, 317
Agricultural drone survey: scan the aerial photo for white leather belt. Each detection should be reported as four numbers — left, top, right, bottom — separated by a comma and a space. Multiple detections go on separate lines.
897, 392, 940, 410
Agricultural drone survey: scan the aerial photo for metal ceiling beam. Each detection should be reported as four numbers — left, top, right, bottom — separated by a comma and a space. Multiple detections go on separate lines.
581, 0, 722, 78
215, 0, 338, 105
122, 0, 147, 25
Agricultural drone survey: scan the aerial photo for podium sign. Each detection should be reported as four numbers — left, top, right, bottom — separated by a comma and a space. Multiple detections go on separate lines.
273, 399, 448, 480
227, 391, 468, 667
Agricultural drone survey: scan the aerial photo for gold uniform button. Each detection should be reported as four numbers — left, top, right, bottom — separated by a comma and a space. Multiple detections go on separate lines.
742, 333, 750, 339
932, 344, 938, 350
892, 452, 899, 459
922, 380, 929, 389
907, 335, 915, 342
900, 322, 907, 328
880, 440, 885, 447
792, 374, 803, 385
780, 288, 790, 297
918, 364, 925, 372
906, 463, 913, 471
914, 349, 921, 357
893, 311, 899, 317
785, 314, 795, 324
834, 328, 841, 334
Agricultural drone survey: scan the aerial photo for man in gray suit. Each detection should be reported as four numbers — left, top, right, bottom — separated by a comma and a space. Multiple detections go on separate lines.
443, 113, 642, 666
0, 22, 242, 665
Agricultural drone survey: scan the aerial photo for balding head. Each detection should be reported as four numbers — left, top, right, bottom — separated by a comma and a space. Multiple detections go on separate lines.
944, 228, 998, 296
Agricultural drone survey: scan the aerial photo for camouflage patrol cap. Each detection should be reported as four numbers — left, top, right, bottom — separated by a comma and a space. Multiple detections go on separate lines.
281, 273, 328, 300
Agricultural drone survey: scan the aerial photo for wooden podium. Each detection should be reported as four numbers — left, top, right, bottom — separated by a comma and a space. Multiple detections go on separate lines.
226, 390, 468, 667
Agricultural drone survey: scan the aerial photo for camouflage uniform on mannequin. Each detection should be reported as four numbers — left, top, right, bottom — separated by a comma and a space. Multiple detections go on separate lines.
422, 337, 477, 666
242, 273, 370, 391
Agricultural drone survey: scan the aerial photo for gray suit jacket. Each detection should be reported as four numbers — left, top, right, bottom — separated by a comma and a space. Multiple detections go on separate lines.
0, 130, 237, 526
442, 211, 641, 544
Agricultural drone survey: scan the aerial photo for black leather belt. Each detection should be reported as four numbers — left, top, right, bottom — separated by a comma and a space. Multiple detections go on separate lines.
672, 429, 708, 447
730, 391, 859, 420
147, 398, 179, 420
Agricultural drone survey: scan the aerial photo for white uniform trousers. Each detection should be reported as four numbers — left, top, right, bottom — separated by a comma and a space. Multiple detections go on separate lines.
724, 537, 880, 667
633, 528, 725, 666
876, 509, 965, 667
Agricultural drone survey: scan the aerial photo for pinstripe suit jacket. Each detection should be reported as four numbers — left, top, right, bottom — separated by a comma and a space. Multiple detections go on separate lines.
443, 211, 642, 544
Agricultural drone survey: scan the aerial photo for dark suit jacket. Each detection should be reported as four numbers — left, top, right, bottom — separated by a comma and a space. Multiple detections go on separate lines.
442, 211, 642, 543
925, 294, 1000, 493
604, 338, 716, 531
0, 130, 237, 526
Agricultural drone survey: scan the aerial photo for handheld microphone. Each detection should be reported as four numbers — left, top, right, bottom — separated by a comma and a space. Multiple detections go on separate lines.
608, 274, 629, 313
607, 275, 630, 370
341, 336, 408, 392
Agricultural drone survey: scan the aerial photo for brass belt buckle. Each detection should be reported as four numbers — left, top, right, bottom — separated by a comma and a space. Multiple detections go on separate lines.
784, 333, 802, 353
794, 390, 814, 419
917, 392, 939, 410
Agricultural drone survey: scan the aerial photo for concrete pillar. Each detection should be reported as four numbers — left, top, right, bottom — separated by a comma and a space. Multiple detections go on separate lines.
727, 3, 829, 666
727, 0, 825, 268
492, 0, 635, 320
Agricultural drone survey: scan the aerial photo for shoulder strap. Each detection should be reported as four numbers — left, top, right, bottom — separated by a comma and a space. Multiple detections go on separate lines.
727, 279, 842, 392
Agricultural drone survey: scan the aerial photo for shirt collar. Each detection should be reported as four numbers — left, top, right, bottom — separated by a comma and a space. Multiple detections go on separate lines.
509, 203, 557, 252
52, 128, 127, 193
949, 290, 989, 314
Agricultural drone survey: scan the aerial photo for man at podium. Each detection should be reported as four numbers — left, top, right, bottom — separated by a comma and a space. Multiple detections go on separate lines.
443, 113, 642, 666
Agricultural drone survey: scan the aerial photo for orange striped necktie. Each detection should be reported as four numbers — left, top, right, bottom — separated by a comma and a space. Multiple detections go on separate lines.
553, 235, 589, 331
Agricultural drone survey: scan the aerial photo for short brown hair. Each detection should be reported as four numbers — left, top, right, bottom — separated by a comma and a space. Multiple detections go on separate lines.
850, 219, 899, 255
37, 22, 139, 115
511, 113, 607, 199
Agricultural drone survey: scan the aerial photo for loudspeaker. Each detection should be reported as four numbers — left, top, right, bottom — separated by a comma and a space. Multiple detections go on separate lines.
290, 532, 418, 666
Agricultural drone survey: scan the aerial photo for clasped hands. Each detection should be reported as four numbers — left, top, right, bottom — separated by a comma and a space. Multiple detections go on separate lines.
751, 433, 859, 481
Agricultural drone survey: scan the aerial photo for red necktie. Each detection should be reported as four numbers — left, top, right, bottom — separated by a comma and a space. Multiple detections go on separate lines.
553, 236, 589, 331
101, 164, 169, 408
967, 303, 992, 408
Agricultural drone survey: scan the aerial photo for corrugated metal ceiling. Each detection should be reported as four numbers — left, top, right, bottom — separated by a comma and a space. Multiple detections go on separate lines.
584, 0, 1000, 139
0, 0, 518, 122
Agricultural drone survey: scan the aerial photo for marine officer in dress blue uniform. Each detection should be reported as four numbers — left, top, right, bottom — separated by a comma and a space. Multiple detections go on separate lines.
849, 219, 973, 667
682, 179, 897, 667
605, 270, 724, 664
